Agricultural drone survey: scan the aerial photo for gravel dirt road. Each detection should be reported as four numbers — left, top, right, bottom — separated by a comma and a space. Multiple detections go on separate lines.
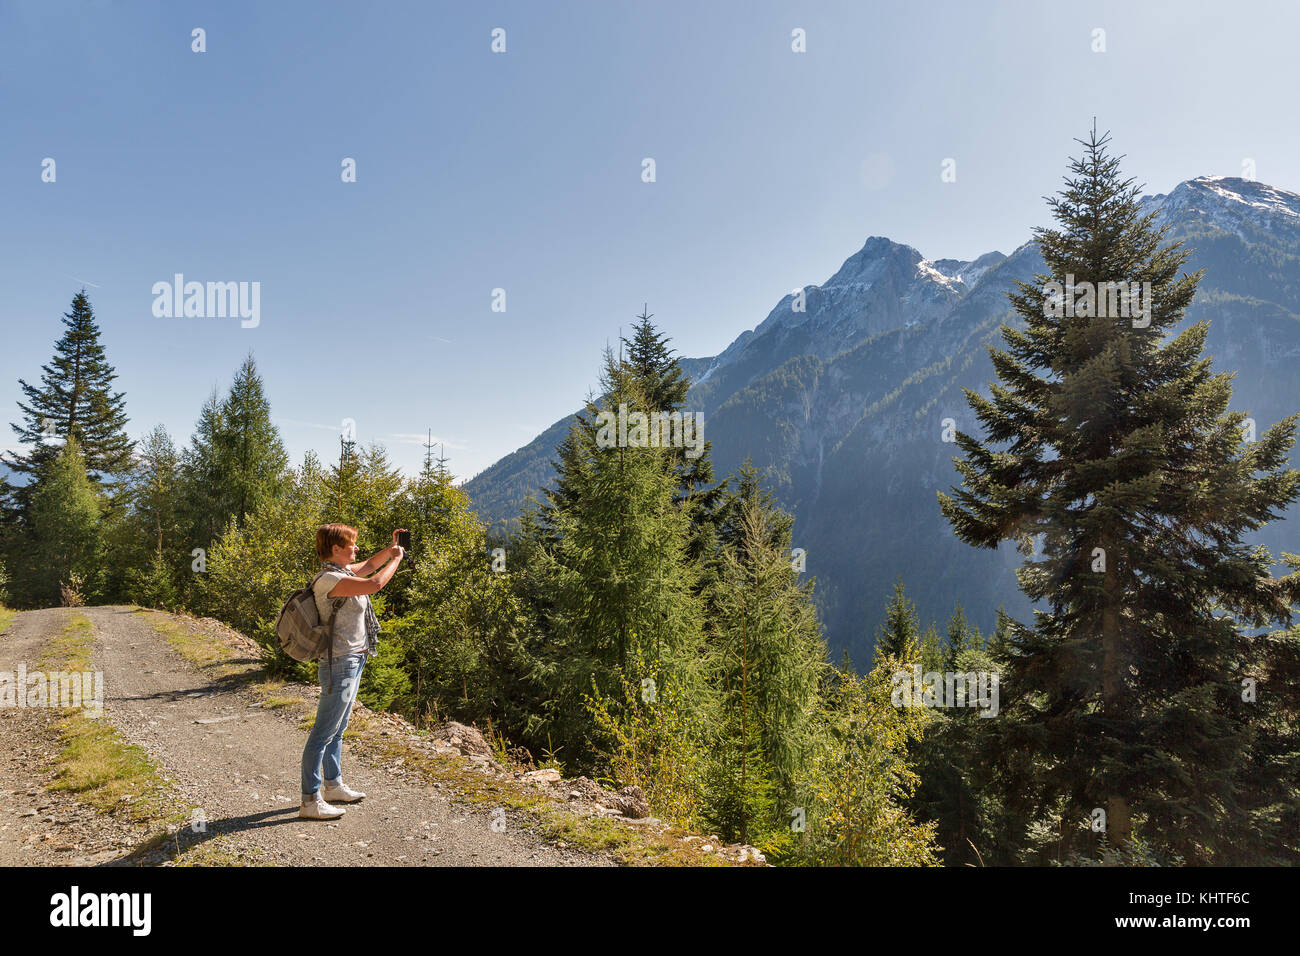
0, 605, 615, 867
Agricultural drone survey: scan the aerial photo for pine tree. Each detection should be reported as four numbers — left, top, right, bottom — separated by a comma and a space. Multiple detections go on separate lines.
535, 346, 706, 762
712, 459, 792, 556
987, 606, 1012, 657
192, 453, 330, 676
179, 357, 288, 556
131, 425, 183, 553
620, 310, 727, 576
918, 622, 944, 674
874, 579, 920, 662
702, 711, 780, 846
938, 126, 1300, 861
217, 354, 289, 526
1232, 571, 1300, 864
909, 628, 1007, 867
942, 601, 981, 670
3, 291, 133, 510
385, 454, 527, 727
11, 436, 103, 607
623, 307, 690, 412
541, 309, 725, 561
325, 441, 402, 542
704, 479, 828, 844
330, 432, 361, 516
111, 424, 185, 606
179, 388, 228, 552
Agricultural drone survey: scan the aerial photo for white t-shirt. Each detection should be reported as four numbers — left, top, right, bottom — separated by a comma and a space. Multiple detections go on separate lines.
311, 568, 370, 657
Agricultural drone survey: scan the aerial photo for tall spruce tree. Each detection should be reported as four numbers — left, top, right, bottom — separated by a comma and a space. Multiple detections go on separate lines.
1236, 567, 1300, 864
218, 354, 289, 526
179, 356, 288, 555
179, 388, 227, 552
108, 424, 185, 606
942, 601, 981, 670
621, 311, 727, 576
704, 474, 828, 844
541, 310, 725, 566
131, 425, 183, 555
534, 346, 706, 762
4, 290, 133, 511
938, 127, 1300, 861
712, 459, 792, 558
874, 579, 920, 662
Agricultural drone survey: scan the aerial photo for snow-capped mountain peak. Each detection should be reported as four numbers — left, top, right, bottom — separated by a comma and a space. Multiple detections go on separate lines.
930, 251, 1008, 291
1189, 176, 1300, 219
1143, 176, 1300, 241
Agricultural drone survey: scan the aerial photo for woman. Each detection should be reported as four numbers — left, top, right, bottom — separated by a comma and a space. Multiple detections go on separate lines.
299, 522, 405, 820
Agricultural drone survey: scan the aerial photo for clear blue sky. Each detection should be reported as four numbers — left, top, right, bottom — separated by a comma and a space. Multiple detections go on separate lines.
3, 0, 1297, 482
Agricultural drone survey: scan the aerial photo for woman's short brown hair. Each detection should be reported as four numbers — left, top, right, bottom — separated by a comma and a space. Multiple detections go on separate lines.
316, 523, 359, 561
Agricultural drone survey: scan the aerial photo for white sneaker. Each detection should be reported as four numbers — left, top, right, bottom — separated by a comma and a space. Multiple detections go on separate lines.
300, 794, 345, 819
323, 779, 366, 803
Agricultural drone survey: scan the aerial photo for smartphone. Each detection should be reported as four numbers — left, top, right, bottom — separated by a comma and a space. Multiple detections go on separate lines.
396, 530, 410, 552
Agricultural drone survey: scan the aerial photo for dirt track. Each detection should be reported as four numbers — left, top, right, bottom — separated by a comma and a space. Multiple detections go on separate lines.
0, 605, 614, 866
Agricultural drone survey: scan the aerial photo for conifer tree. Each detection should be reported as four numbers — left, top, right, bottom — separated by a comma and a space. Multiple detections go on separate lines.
535, 346, 706, 761
324, 441, 403, 542
179, 389, 228, 551
793, 639, 940, 866
712, 459, 792, 557
330, 432, 361, 516
942, 601, 981, 670
3, 291, 133, 510
909, 626, 1005, 867
179, 357, 288, 554
193, 453, 329, 674
541, 310, 726, 572
987, 605, 1014, 661
12, 436, 103, 606
111, 424, 185, 606
623, 308, 690, 412
938, 126, 1300, 861
917, 622, 944, 674
1230, 570, 1300, 864
704, 479, 828, 844
132, 425, 183, 555
620, 310, 727, 575
217, 354, 289, 526
874, 579, 920, 662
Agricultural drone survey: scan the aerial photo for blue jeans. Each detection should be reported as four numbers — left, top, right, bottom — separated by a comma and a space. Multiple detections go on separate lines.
301, 652, 365, 798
